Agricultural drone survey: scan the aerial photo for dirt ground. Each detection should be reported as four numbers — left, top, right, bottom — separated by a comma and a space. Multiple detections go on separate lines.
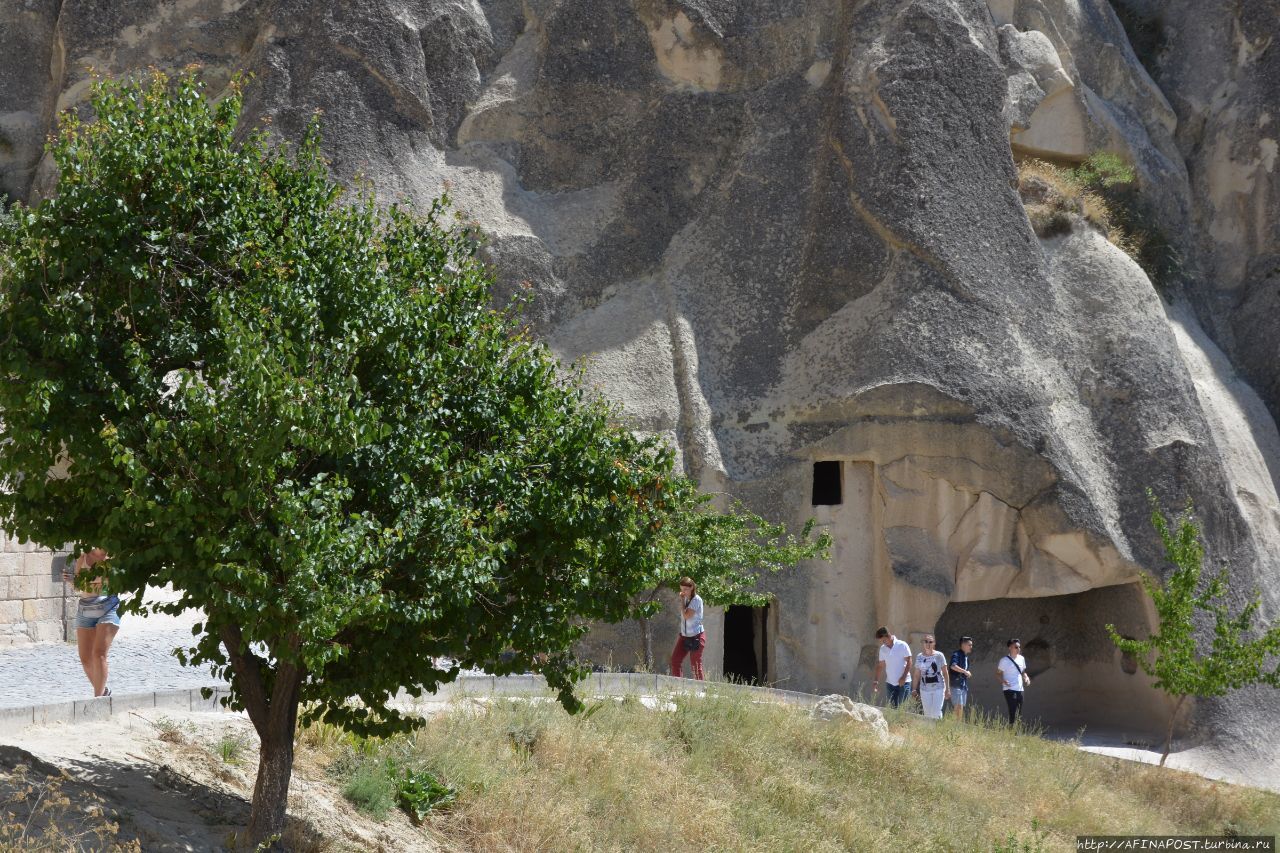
0, 709, 443, 852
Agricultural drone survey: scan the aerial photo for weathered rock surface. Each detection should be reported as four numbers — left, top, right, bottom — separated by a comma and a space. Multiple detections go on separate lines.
1, 0, 1278, 785
811, 694, 892, 741
1138, 0, 1280, 427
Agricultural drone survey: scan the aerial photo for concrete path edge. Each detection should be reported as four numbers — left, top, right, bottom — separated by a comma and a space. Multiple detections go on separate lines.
0, 674, 828, 738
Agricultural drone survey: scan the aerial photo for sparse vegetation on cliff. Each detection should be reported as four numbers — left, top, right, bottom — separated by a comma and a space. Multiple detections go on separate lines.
1018, 154, 1180, 293
1019, 157, 1121, 241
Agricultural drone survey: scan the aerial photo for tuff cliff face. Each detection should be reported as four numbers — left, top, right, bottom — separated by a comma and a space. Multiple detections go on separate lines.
1, 0, 1278, 783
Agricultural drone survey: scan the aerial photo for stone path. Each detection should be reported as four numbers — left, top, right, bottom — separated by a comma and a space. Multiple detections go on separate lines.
0, 587, 225, 709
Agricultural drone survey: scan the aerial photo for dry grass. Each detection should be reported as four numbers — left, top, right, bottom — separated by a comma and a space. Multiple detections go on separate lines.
299, 690, 1280, 852
0, 763, 140, 852
1017, 158, 1121, 244
1016, 154, 1181, 293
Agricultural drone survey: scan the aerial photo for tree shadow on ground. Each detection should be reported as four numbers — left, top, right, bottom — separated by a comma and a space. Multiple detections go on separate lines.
0, 744, 321, 851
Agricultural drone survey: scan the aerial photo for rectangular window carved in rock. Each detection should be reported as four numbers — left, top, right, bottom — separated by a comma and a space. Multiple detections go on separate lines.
812, 460, 842, 506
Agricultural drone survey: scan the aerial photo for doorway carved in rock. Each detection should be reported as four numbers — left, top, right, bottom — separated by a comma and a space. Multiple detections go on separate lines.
723, 603, 773, 685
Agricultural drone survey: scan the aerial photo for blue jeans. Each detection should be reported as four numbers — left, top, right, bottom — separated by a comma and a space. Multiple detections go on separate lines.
886, 681, 912, 709
75, 595, 121, 630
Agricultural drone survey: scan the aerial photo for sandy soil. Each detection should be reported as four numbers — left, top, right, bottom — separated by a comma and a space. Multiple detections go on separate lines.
0, 708, 444, 852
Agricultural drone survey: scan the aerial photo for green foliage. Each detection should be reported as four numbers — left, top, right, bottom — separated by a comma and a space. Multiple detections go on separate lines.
1108, 491, 1280, 761
215, 732, 249, 765
333, 746, 456, 823
0, 70, 826, 838
991, 820, 1048, 853
653, 497, 830, 607
1073, 152, 1136, 189
1016, 155, 1181, 295
628, 492, 830, 668
1108, 492, 1280, 698
1069, 154, 1181, 293
341, 761, 397, 819
395, 769, 456, 822
506, 717, 544, 756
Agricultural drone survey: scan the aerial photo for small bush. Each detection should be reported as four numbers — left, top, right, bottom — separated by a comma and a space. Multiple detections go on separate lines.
1018, 158, 1116, 237
1017, 154, 1180, 293
1070, 154, 1182, 292
214, 732, 250, 765
153, 716, 185, 744
297, 720, 365, 757
340, 760, 397, 819
1073, 152, 1137, 189
501, 699, 553, 757
396, 769, 457, 823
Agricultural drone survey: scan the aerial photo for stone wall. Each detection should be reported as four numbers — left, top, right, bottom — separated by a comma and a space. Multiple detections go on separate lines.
0, 535, 70, 648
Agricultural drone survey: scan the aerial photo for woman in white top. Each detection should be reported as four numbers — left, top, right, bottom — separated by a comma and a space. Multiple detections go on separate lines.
62, 548, 120, 698
996, 638, 1031, 725
668, 576, 705, 680
912, 635, 950, 719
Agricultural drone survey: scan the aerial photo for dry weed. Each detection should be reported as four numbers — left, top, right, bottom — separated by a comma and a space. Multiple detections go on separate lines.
0, 763, 140, 852
296, 689, 1280, 850
1017, 158, 1116, 240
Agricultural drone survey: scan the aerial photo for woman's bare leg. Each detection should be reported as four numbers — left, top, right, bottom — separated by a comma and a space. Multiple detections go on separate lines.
91, 624, 119, 696
76, 627, 97, 694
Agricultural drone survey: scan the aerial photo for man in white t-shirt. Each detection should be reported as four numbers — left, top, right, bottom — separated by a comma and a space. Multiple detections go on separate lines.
912, 635, 950, 719
872, 626, 913, 709
996, 638, 1031, 725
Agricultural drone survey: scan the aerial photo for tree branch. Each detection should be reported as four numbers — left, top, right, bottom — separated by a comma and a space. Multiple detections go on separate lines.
220, 623, 270, 739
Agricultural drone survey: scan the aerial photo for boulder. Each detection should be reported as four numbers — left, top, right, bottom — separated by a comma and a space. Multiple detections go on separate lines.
811, 695, 891, 740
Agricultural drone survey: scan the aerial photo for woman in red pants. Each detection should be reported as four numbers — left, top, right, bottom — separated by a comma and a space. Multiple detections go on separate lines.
669, 577, 705, 680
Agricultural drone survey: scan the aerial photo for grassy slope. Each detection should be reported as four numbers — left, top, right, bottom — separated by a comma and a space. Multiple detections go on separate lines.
303, 690, 1280, 852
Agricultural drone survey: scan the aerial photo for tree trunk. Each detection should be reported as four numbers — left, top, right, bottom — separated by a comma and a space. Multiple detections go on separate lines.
220, 625, 303, 848
247, 712, 298, 846
639, 616, 654, 671
1160, 694, 1187, 767
638, 586, 665, 672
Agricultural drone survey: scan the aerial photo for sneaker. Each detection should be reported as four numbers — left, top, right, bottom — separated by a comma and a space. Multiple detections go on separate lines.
102, 688, 111, 698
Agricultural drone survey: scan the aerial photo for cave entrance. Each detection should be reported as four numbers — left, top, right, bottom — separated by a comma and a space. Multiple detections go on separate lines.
723, 604, 771, 685
932, 583, 1167, 736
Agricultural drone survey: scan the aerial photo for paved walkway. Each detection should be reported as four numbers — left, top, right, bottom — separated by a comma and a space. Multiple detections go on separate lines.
0, 587, 225, 709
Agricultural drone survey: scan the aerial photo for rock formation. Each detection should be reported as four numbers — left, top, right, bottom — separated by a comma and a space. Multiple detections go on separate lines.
811, 694, 893, 743
1, 0, 1277, 784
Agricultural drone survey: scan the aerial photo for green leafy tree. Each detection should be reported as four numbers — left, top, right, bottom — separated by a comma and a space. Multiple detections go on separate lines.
0, 72, 826, 844
1107, 492, 1280, 766
635, 499, 829, 670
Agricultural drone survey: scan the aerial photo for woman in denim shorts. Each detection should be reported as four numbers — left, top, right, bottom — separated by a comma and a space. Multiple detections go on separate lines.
63, 548, 120, 698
